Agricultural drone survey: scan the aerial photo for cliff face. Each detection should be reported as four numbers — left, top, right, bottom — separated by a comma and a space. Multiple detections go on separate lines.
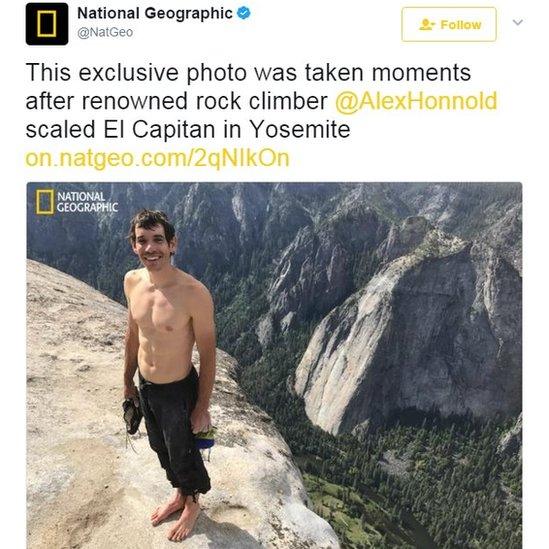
26, 260, 339, 549
294, 228, 521, 435
258, 204, 389, 345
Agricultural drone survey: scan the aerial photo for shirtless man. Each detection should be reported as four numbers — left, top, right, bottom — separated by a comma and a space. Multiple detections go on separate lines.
123, 209, 215, 542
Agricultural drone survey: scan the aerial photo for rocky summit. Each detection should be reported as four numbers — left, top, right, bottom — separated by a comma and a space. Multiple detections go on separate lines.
26, 259, 338, 549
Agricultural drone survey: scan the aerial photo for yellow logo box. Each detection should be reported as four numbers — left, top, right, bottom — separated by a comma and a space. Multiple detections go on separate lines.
36, 10, 57, 38
35, 189, 55, 215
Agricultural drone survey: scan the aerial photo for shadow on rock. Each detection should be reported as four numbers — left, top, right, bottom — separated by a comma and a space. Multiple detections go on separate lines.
199, 514, 262, 548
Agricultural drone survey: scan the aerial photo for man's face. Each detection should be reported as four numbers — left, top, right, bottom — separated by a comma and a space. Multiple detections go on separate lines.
132, 224, 176, 271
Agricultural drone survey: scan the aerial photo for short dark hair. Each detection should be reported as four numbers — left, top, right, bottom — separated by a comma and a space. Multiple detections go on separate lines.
128, 209, 176, 244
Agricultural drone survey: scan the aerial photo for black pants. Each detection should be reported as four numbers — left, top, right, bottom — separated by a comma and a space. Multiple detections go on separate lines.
138, 367, 211, 500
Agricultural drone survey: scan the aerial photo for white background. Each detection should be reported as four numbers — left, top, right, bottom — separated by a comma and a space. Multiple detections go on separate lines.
3, 1, 547, 546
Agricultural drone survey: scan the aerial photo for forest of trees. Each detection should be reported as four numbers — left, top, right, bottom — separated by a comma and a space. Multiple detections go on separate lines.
230, 328, 522, 549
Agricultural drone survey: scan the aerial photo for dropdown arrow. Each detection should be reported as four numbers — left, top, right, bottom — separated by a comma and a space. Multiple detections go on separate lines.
513, 19, 523, 26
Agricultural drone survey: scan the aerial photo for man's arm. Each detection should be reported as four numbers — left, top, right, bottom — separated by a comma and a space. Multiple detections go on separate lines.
123, 272, 139, 401
190, 284, 216, 433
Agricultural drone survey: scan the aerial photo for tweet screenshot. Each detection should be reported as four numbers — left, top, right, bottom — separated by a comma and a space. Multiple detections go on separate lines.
12, 2, 546, 548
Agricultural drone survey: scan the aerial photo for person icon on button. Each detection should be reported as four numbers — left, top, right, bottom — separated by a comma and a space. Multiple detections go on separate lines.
420, 18, 435, 30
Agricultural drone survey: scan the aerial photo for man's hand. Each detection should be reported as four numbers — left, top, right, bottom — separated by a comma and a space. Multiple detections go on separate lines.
124, 383, 138, 402
191, 406, 211, 434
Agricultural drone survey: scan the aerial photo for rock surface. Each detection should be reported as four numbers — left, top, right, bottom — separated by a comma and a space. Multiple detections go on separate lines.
27, 260, 339, 549
294, 228, 522, 435
498, 413, 523, 456
258, 205, 388, 345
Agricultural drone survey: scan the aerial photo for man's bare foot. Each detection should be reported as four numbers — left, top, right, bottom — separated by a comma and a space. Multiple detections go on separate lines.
151, 490, 185, 526
167, 495, 201, 542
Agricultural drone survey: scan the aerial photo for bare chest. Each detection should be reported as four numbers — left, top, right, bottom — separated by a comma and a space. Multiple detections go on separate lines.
131, 289, 190, 333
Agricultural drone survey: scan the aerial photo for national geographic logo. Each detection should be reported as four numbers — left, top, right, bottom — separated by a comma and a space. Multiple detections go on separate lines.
35, 189, 55, 215
35, 189, 119, 214
26, 3, 69, 45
